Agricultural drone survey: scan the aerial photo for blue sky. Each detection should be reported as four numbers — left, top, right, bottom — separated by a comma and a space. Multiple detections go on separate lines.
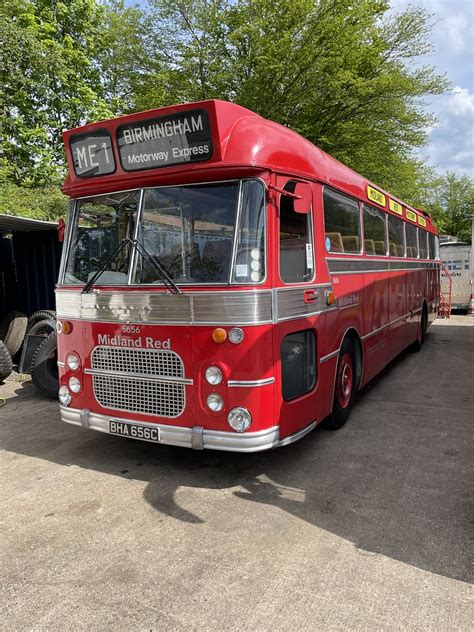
390, 0, 473, 176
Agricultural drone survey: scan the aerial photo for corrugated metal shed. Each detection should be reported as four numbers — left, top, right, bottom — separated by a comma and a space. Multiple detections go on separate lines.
0, 214, 58, 234
0, 215, 62, 318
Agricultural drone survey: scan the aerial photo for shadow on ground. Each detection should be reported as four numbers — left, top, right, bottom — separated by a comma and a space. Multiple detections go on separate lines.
1, 324, 473, 583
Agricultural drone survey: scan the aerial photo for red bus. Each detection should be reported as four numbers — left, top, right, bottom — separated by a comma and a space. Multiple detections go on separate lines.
56, 100, 440, 451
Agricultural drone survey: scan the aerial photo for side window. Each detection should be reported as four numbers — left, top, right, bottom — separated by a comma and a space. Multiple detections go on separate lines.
405, 222, 418, 258
387, 215, 406, 257
279, 181, 313, 283
323, 189, 361, 254
434, 235, 440, 259
428, 233, 437, 259
363, 204, 387, 256
418, 229, 428, 259
281, 330, 316, 400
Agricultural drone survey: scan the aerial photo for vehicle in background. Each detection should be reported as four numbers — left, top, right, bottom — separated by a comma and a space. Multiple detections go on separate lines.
440, 237, 472, 312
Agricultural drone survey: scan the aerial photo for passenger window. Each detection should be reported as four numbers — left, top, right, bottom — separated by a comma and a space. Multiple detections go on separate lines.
323, 189, 361, 254
281, 330, 316, 400
279, 181, 313, 283
428, 233, 437, 260
418, 229, 428, 259
363, 205, 387, 256
387, 215, 406, 257
405, 222, 418, 258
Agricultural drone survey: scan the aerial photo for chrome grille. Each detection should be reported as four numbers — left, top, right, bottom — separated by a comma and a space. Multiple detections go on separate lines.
91, 346, 183, 378
90, 346, 186, 418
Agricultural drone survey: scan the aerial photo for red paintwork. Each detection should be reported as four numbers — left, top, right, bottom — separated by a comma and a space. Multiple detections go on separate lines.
58, 99, 440, 443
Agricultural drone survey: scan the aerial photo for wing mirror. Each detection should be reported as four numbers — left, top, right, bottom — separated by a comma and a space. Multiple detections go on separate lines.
293, 182, 312, 213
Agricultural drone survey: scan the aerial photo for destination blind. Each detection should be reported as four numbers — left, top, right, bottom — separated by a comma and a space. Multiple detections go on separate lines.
70, 131, 115, 178
116, 109, 213, 172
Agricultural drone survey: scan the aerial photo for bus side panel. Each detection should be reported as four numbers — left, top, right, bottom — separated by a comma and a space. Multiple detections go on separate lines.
388, 267, 408, 357
406, 266, 420, 343
361, 270, 389, 385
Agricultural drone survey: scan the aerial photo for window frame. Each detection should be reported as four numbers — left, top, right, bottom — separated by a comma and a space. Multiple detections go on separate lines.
387, 213, 407, 258
322, 186, 363, 257
405, 220, 419, 259
362, 203, 388, 257
278, 179, 315, 285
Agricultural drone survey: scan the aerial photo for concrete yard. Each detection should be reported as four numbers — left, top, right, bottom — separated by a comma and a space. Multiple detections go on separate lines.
1, 316, 473, 630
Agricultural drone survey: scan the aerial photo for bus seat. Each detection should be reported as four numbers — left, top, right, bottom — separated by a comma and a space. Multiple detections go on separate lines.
396, 244, 405, 257
325, 232, 343, 253
364, 239, 375, 254
389, 241, 397, 256
342, 235, 360, 253
373, 240, 386, 255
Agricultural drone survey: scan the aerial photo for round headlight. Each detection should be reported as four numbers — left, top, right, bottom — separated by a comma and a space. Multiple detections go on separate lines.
227, 407, 252, 433
69, 376, 81, 393
205, 366, 223, 385
66, 353, 80, 371
228, 328, 244, 344
58, 385, 72, 406
206, 393, 224, 412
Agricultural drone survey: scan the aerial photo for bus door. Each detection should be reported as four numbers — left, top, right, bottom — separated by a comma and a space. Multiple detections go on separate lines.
273, 177, 322, 439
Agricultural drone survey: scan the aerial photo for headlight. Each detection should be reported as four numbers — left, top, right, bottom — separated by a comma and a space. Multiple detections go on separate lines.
205, 366, 223, 385
206, 393, 224, 412
66, 353, 80, 371
228, 327, 244, 344
69, 376, 81, 393
228, 407, 252, 433
59, 385, 72, 406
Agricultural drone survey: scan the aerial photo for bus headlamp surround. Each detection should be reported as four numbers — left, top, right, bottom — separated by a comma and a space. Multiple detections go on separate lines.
206, 393, 224, 412
227, 407, 252, 433
59, 385, 72, 406
69, 377, 81, 393
205, 366, 223, 385
66, 353, 80, 371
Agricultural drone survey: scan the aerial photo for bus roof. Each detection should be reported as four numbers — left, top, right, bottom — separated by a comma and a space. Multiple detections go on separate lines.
62, 99, 437, 233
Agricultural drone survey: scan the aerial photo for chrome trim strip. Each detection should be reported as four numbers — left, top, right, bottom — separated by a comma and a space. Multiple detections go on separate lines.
56, 289, 273, 325
277, 421, 318, 448
228, 377, 275, 388
275, 284, 335, 322
84, 367, 193, 385
60, 406, 280, 452
229, 180, 243, 283
320, 349, 339, 363
361, 311, 412, 341
128, 188, 144, 284
57, 361, 65, 368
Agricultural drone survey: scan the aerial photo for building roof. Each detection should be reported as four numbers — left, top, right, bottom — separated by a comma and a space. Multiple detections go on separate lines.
0, 214, 58, 234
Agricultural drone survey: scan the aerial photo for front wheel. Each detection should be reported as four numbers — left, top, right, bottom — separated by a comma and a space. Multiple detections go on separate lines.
326, 339, 356, 430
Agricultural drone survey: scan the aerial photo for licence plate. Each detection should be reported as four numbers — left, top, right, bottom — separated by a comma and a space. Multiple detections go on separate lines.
109, 420, 160, 442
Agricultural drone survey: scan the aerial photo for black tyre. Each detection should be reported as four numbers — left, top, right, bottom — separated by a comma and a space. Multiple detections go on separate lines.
326, 339, 356, 430
28, 318, 56, 337
27, 310, 56, 331
0, 340, 13, 382
410, 306, 427, 352
31, 331, 58, 398
0, 311, 28, 357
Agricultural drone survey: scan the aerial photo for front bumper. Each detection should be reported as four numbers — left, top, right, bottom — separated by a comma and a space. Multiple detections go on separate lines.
60, 406, 280, 453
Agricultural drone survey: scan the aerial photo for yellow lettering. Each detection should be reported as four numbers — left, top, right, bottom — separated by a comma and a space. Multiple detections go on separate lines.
389, 199, 403, 215
367, 185, 386, 207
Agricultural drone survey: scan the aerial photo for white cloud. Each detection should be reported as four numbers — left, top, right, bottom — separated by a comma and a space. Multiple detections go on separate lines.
423, 86, 474, 175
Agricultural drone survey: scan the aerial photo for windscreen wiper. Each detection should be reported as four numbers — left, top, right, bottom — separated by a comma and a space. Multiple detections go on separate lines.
130, 238, 182, 295
81, 237, 182, 295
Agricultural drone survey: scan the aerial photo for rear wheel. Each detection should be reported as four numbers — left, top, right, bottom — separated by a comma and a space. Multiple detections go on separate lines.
326, 339, 356, 430
411, 306, 427, 352
31, 332, 58, 398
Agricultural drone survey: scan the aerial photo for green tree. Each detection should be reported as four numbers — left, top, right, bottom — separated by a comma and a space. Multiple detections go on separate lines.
428, 172, 474, 243
147, 0, 448, 202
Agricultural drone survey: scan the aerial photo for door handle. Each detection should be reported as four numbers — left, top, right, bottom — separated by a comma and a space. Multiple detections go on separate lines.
304, 289, 317, 303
